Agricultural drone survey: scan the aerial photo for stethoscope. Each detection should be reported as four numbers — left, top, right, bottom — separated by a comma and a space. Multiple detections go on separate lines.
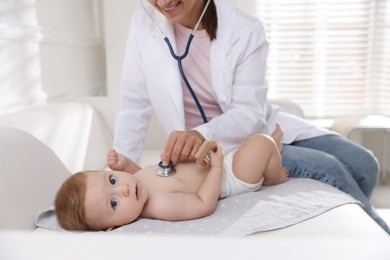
140, 0, 211, 177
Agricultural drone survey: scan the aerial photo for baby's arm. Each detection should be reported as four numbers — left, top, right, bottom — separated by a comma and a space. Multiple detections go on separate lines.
196, 141, 224, 212
107, 149, 141, 174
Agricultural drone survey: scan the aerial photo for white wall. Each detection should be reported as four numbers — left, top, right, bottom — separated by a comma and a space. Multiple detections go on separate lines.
0, 0, 248, 110
0, 0, 106, 114
102, 0, 139, 99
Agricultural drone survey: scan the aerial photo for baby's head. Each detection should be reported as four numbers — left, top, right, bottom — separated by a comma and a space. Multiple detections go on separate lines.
55, 171, 89, 230
55, 170, 148, 231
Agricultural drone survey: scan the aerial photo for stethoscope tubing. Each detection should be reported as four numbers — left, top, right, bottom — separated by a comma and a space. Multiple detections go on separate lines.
141, 0, 212, 175
163, 35, 208, 123
140, 0, 211, 124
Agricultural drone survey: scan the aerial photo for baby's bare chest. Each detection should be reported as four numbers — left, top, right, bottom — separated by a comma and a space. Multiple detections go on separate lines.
137, 163, 208, 193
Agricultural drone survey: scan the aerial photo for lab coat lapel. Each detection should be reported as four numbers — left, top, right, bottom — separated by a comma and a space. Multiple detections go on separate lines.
210, 0, 239, 111
150, 14, 185, 125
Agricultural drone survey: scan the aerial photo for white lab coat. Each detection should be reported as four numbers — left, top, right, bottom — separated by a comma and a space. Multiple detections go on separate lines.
114, 0, 330, 162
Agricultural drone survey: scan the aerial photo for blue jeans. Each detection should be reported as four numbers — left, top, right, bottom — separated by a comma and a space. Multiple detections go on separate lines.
281, 134, 390, 234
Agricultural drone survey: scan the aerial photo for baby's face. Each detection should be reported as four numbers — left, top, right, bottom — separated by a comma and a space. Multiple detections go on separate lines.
84, 171, 148, 230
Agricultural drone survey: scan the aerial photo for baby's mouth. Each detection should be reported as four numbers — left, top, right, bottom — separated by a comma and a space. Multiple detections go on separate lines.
135, 184, 140, 200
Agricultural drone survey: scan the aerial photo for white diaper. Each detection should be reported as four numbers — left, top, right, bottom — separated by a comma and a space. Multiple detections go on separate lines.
220, 148, 264, 199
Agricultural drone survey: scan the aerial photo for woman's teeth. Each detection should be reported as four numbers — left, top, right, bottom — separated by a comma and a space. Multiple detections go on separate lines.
164, 4, 178, 12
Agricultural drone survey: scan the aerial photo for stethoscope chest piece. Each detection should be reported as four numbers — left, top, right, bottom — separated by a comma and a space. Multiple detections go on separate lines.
156, 161, 176, 177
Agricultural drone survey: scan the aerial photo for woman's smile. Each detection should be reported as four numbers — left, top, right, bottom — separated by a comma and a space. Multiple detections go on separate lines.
161, 2, 181, 16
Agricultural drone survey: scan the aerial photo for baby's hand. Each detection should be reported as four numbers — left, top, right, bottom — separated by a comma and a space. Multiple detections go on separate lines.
107, 149, 128, 171
209, 141, 224, 168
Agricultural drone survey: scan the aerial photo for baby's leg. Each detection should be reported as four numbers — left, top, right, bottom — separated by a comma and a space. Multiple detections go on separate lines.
271, 123, 284, 153
232, 133, 288, 186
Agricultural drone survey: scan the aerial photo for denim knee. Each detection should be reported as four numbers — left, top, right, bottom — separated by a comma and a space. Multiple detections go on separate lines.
282, 145, 364, 199
354, 149, 379, 197
288, 134, 380, 198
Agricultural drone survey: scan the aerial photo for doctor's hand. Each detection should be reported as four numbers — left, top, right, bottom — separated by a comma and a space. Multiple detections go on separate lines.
161, 130, 205, 166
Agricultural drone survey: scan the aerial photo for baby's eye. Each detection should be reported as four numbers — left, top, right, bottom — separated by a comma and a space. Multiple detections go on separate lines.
109, 175, 117, 185
111, 198, 118, 209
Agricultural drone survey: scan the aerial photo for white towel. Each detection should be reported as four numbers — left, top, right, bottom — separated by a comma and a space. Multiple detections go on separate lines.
222, 190, 359, 236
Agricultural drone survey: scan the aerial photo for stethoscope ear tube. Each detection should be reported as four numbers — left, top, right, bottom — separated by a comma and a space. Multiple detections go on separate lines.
141, 0, 212, 177
141, 0, 210, 124
163, 35, 208, 124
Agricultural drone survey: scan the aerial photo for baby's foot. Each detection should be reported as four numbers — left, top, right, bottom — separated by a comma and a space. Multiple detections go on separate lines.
279, 166, 289, 183
271, 123, 284, 153
263, 166, 289, 186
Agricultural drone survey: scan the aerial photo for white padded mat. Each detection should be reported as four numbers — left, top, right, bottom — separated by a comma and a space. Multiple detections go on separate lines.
36, 178, 360, 236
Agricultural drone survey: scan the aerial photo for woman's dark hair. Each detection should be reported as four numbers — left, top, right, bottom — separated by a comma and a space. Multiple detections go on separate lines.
203, 0, 217, 40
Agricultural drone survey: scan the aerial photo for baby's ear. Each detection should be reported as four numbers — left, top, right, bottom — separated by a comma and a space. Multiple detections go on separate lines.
105, 227, 114, 232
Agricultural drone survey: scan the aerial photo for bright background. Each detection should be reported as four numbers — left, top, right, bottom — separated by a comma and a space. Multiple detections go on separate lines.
0, 0, 389, 224
1, 0, 389, 119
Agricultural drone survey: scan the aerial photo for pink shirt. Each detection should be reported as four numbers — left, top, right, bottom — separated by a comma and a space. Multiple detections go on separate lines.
173, 23, 223, 130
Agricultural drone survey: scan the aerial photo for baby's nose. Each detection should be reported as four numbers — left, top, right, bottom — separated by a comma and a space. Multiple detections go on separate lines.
118, 184, 130, 196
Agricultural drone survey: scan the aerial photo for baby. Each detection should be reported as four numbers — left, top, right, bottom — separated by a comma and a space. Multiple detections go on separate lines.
55, 124, 288, 231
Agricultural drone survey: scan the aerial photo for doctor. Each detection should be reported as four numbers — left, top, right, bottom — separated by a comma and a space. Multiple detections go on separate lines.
113, 0, 389, 233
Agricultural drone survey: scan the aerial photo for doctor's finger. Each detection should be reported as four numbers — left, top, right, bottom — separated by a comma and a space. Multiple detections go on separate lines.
190, 139, 203, 158
161, 135, 178, 165
179, 139, 195, 161
170, 138, 186, 165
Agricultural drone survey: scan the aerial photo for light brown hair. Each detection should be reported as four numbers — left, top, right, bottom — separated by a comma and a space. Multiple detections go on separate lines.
54, 171, 91, 231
